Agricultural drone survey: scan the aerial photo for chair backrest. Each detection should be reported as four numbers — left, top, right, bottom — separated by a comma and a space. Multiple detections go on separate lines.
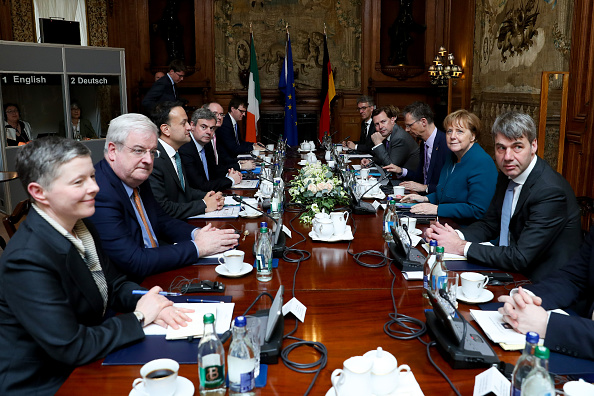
577, 196, 594, 236
3, 199, 30, 238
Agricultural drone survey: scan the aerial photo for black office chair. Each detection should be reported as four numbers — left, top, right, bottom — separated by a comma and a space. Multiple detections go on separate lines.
2, 199, 30, 246
577, 196, 594, 237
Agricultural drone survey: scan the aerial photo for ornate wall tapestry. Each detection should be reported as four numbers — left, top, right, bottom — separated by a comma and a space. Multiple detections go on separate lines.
213, 0, 361, 91
471, 0, 573, 156
10, 0, 35, 43
86, 0, 108, 47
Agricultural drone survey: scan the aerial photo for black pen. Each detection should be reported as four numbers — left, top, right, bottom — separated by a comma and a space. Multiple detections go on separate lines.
187, 299, 224, 303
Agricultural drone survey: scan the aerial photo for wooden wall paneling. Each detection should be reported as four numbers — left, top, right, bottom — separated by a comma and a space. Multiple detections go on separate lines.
107, 0, 151, 113
0, 1, 13, 41
565, 0, 594, 197
448, 0, 474, 111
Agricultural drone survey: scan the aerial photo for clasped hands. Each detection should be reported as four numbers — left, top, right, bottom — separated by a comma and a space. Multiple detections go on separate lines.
497, 287, 548, 338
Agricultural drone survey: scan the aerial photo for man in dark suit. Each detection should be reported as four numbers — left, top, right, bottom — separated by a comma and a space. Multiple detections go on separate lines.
361, 105, 420, 169
427, 111, 581, 281
90, 113, 239, 281
498, 226, 594, 360
179, 107, 242, 192
148, 101, 223, 219
0, 137, 189, 394
344, 95, 375, 154
215, 96, 265, 167
384, 101, 450, 194
141, 59, 186, 114
203, 102, 255, 171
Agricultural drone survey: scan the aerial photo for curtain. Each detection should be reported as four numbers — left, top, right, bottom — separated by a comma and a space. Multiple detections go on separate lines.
33, 0, 88, 45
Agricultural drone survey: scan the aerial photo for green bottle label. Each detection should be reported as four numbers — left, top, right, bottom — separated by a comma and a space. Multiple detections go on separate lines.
199, 364, 225, 388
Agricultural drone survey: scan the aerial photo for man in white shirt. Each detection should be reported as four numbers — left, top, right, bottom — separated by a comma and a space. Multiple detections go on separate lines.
344, 96, 375, 154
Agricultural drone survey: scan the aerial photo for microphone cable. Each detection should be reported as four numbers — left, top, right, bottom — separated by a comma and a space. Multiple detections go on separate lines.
347, 208, 392, 268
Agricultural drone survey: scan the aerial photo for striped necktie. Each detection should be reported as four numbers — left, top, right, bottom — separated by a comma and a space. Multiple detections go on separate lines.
200, 147, 210, 181
132, 189, 157, 248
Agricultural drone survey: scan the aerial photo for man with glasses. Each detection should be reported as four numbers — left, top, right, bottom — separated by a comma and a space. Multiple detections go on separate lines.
384, 101, 450, 194
91, 113, 239, 281
142, 59, 187, 114
344, 96, 375, 154
148, 101, 223, 219
203, 102, 255, 171
216, 96, 265, 167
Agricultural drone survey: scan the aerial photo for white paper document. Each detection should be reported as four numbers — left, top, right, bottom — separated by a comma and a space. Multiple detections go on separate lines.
348, 154, 373, 159
188, 205, 241, 219
143, 302, 235, 339
224, 196, 241, 206
231, 180, 259, 189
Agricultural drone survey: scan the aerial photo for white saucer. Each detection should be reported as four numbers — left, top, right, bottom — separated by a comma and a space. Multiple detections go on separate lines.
409, 228, 422, 236
298, 148, 315, 153
456, 288, 494, 304
129, 375, 194, 396
363, 190, 386, 199
239, 211, 261, 218
298, 160, 308, 165
215, 263, 253, 278
309, 226, 354, 242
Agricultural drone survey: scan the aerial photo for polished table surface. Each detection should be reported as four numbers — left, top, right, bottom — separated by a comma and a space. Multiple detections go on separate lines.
57, 154, 522, 395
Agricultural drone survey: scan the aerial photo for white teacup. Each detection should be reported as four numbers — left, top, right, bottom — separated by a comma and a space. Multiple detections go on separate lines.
363, 347, 411, 396
242, 198, 260, 216
218, 250, 245, 273
393, 185, 405, 198
400, 217, 417, 232
331, 356, 373, 396
359, 168, 369, 179
367, 182, 381, 196
132, 358, 179, 396
266, 144, 274, 151
460, 272, 488, 299
328, 160, 335, 168
564, 379, 594, 396
306, 152, 317, 164
325, 151, 332, 161
330, 211, 349, 236
335, 145, 343, 153
260, 180, 273, 196
252, 149, 260, 158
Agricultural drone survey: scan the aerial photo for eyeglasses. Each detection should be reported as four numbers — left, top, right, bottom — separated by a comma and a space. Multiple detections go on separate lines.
121, 144, 160, 158
5, 109, 18, 114
357, 105, 371, 111
174, 72, 185, 78
238, 109, 247, 115
405, 119, 421, 129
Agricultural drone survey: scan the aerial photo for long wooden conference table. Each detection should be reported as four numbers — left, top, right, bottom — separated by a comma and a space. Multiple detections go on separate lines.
57, 155, 523, 395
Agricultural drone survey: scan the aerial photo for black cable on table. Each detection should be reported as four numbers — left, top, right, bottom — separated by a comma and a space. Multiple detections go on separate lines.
347, 210, 392, 268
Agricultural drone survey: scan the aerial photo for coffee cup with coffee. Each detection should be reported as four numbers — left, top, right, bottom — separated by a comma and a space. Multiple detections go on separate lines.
132, 358, 179, 396
393, 185, 405, 198
218, 250, 245, 273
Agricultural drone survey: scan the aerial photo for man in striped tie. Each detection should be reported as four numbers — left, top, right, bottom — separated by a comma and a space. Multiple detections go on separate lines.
425, 111, 581, 281
91, 113, 239, 281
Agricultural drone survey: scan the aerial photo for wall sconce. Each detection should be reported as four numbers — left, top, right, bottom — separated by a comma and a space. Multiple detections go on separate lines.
428, 45, 462, 86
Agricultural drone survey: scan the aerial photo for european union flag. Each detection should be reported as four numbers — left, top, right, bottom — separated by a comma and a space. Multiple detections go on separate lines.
278, 34, 298, 146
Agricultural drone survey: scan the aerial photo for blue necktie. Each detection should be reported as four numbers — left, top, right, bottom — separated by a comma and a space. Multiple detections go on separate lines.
385, 139, 390, 151
499, 180, 517, 246
173, 152, 185, 191
200, 148, 210, 181
234, 123, 240, 145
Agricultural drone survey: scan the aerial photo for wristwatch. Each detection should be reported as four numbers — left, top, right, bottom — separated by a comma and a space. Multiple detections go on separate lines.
425, 185, 429, 194
133, 311, 145, 327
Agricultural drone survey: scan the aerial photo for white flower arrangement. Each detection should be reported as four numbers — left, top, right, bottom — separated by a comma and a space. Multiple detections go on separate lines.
288, 163, 349, 223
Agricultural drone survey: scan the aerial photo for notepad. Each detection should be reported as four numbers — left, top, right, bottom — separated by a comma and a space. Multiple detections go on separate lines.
142, 302, 235, 340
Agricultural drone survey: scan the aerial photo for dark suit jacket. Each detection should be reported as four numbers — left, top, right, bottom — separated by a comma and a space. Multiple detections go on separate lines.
371, 124, 420, 169
463, 157, 582, 281
405, 129, 450, 193
216, 114, 253, 166
0, 210, 144, 395
426, 143, 497, 225
148, 142, 208, 219
178, 140, 233, 192
526, 226, 594, 360
91, 159, 198, 281
355, 119, 374, 154
141, 75, 177, 113
58, 118, 97, 139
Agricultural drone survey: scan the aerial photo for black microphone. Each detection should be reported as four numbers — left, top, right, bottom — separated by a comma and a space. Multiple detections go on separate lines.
350, 171, 392, 215
250, 152, 273, 166
231, 195, 286, 257
341, 135, 350, 142
401, 224, 414, 262
439, 288, 468, 350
